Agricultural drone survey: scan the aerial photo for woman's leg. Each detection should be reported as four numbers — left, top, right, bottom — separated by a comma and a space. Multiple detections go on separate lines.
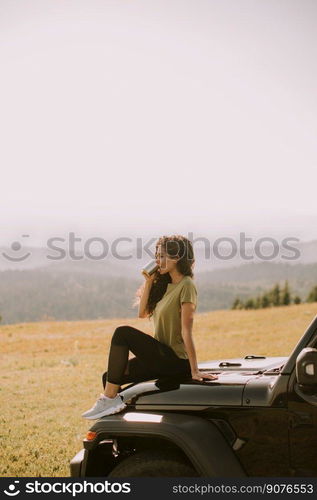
82, 325, 190, 419
103, 324, 191, 397
102, 356, 159, 391
103, 326, 135, 397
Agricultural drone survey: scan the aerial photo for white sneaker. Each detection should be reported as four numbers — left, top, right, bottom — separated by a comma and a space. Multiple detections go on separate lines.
81, 394, 126, 420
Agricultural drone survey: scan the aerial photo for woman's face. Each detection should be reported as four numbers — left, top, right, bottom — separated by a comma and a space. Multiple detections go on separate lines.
155, 247, 179, 274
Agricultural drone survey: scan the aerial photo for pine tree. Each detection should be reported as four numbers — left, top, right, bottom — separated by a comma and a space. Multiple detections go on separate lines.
293, 296, 301, 304
281, 280, 291, 306
271, 283, 281, 306
254, 296, 261, 309
231, 298, 242, 310
245, 298, 255, 309
307, 286, 317, 303
261, 294, 270, 308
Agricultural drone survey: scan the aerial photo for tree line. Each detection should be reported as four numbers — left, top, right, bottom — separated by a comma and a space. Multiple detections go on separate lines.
1, 262, 317, 324
232, 282, 317, 310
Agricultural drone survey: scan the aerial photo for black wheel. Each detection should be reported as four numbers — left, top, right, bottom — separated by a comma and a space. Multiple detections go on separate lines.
108, 449, 199, 477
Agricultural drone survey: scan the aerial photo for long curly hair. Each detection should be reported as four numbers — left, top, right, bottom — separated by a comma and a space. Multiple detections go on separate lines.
133, 234, 195, 318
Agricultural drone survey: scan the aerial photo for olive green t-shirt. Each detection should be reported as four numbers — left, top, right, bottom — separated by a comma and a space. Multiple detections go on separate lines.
152, 275, 198, 359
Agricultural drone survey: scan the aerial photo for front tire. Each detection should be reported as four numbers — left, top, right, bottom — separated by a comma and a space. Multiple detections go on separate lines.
108, 449, 199, 477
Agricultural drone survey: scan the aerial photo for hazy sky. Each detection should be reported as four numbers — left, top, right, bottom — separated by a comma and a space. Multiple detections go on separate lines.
1, 0, 316, 246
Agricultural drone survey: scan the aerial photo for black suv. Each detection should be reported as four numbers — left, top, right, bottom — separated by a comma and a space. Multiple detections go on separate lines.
70, 314, 317, 477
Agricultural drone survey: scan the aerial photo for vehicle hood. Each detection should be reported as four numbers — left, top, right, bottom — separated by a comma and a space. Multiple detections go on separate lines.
198, 355, 287, 372
120, 356, 288, 408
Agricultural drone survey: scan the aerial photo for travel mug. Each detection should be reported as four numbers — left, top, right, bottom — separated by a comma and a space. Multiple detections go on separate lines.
141, 260, 159, 278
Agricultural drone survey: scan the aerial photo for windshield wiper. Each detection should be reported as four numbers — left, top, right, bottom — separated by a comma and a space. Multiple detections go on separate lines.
219, 362, 242, 367
244, 355, 266, 359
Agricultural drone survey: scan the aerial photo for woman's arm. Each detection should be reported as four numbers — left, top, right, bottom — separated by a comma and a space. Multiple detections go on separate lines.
181, 302, 218, 381
138, 281, 152, 318
138, 271, 158, 318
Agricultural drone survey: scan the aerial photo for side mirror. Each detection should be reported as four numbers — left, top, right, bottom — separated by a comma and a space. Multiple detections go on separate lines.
296, 347, 317, 388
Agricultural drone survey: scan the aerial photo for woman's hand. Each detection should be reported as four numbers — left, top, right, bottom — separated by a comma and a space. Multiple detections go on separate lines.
191, 370, 218, 382
142, 269, 159, 284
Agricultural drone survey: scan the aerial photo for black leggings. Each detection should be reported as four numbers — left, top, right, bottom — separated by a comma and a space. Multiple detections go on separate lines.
102, 325, 191, 389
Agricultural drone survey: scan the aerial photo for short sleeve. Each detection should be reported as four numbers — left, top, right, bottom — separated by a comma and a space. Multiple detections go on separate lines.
180, 281, 197, 307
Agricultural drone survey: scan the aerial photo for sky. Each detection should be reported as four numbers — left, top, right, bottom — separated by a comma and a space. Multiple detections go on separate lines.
0, 0, 316, 247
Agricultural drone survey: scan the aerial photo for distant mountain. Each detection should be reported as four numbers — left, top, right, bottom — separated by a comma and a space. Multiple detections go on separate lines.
0, 246, 134, 275
195, 261, 317, 311
0, 268, 140, 324
0, 259, 316, 325
0, 238, 316, 274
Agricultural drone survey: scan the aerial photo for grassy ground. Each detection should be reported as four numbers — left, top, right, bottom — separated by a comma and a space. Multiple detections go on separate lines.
1, 303, 317, 477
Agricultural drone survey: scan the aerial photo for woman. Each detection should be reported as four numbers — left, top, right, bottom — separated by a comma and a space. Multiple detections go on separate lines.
82, 234, 218, 420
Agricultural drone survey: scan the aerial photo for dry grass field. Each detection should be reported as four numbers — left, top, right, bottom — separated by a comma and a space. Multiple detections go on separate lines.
1, 303, 317, 477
